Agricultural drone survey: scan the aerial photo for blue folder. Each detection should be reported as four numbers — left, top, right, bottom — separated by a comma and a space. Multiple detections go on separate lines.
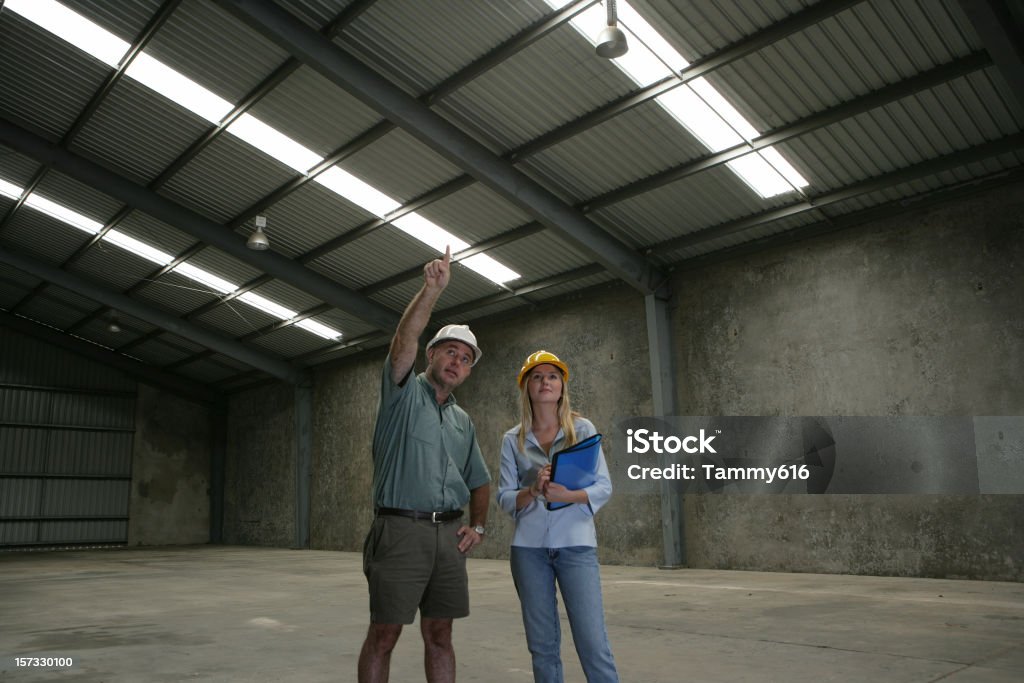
546, 433, 602, 511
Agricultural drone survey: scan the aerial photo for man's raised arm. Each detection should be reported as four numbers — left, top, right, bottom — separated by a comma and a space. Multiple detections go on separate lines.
389, 246, 451, 384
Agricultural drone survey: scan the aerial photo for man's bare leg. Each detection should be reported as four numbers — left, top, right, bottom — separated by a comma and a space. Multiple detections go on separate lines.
421, 617, 455, 683
358, 623, 403, 683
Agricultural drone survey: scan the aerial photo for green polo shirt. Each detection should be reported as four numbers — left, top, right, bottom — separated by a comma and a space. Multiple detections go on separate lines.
371, 355, 490, 512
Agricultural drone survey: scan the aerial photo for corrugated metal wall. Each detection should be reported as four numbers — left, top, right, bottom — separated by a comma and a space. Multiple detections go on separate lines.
0, 327, 136, 548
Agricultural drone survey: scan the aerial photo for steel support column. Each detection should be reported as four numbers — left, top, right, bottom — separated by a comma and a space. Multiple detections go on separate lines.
294, 373, 312, 549
645, 290, 684, 568
210, 400, 227, 544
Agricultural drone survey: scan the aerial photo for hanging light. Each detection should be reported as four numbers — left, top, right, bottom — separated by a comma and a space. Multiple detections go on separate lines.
107, 312, 121, 333
595, 0, 629, 59
247, 215, 270, 251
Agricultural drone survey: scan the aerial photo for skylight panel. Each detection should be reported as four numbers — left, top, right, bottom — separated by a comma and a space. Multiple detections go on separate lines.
0, 178, 24, 200
391, 214, 470, 254
725, 155, 793, 198
315, 167, 402, 218
172, 263, 238, 294
103, 230, 174, 265
656, 86, 744, 151
295, 318, 343, 340
757, 148, 808, 190
1, 178, 353, 339
15, 2, 522, 287
6, 0, 129, 67
227, 114, 324, 173
566, 3, 672, 86
24, 194, 104, 234
544, 0, 809, 198
460, 254, 520, 284
617, 3, 689, 72
125, 54, 234, 123
689, 79, 760, 140
237, 292, 297, 320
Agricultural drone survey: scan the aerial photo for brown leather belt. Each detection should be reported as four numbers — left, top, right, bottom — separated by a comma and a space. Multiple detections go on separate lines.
376, 507, 463, 523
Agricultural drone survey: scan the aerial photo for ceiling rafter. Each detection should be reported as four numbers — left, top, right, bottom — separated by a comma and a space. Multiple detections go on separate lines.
0, 309, 218, 405
2, 0, 182, 318
581, 51, 993, 212
18, 0, 376, 335
153, 48, 999, 370
218, 0, 666, 294
957, 0, 1024, 117
651, 132, 1024, 254
50, 0, 598, 358
48, 0, 859, 352
0, 116, 402, 332
0, 246, 300, 383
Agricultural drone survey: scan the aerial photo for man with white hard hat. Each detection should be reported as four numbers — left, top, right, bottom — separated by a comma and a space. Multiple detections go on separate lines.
358, 245, 490, 683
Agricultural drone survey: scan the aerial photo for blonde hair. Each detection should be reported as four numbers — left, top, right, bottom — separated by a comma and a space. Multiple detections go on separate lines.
516, 369, 579, 454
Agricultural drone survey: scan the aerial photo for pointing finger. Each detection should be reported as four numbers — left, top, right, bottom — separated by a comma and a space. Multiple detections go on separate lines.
443, 244, 451, 266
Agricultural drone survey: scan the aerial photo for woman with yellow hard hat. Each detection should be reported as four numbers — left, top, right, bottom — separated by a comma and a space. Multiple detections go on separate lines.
497, 350, 619, 682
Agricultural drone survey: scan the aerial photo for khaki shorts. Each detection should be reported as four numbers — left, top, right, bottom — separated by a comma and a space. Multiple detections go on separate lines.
362, 515, 469, 624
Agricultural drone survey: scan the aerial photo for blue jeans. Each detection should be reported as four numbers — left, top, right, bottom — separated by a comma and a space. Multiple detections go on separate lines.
510, 546, 619, 683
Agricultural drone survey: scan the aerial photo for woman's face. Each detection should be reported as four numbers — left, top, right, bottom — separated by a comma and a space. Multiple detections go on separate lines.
526, 363, 563, 406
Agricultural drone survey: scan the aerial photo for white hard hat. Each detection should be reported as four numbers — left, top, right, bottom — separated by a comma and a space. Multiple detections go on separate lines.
427, 324, 482, 366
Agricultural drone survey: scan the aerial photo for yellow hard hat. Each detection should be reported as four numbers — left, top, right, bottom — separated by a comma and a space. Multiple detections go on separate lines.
517, 350, 569, 387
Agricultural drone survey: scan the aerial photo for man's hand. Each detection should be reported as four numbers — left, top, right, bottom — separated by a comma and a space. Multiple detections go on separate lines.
390, 246, 453, 383
456, 525, 483, 554
424, 245, 451, 292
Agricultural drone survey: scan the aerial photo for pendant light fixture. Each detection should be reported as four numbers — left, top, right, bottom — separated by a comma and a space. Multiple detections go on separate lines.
595, 0, 629, 59
247, 215, 270, 251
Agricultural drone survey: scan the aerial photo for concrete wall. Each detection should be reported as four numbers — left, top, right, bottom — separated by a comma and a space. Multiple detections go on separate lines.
223, 178, 1023, 580
673, 180, 1023, 580
128, 384, 211, 546
222, 382, 295, 546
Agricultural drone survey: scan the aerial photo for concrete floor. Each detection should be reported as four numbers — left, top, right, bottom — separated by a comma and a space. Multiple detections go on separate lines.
0, 546, 1022, 682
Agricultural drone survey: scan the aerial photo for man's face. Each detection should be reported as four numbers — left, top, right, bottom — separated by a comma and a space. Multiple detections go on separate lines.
426, 340, 475, 393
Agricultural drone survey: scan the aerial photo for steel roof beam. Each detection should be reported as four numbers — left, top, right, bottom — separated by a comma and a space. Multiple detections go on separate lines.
510, 0, 866, 161
62, 0, 595, 354
957, 0, 1024, 118
218, 0, 665, 294
651, 132, 1024, 253
0, 118, 401, 333
583, 51, 994, 212
103, 0, 853, 339
125, 48, 997, 366
0, 310, 218, 406
0, 247, 300, 384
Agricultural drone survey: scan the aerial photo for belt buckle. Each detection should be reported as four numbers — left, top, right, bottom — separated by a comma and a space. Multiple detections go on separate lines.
431, 511, 441, 523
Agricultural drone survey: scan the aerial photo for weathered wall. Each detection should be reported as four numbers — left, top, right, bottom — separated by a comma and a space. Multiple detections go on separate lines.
311, 355, 380, 551
223, 382, 295, 546
456, 284, 662, 566
225, 179, 1023, 580
673, 180, 1024, 580
309, 284, 662, 566
128, 384, 211, 546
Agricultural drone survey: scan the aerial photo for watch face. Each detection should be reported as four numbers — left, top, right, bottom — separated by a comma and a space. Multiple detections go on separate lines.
473, 525, 485, 535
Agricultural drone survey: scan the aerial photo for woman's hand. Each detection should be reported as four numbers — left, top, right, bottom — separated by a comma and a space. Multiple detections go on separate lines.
534, 465, 552, 496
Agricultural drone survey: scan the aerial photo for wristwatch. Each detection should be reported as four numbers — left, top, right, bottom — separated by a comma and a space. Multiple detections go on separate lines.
473, 525, 486, 536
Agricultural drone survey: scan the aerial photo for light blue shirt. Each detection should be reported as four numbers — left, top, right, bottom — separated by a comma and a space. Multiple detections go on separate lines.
498, 417, 612, 548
